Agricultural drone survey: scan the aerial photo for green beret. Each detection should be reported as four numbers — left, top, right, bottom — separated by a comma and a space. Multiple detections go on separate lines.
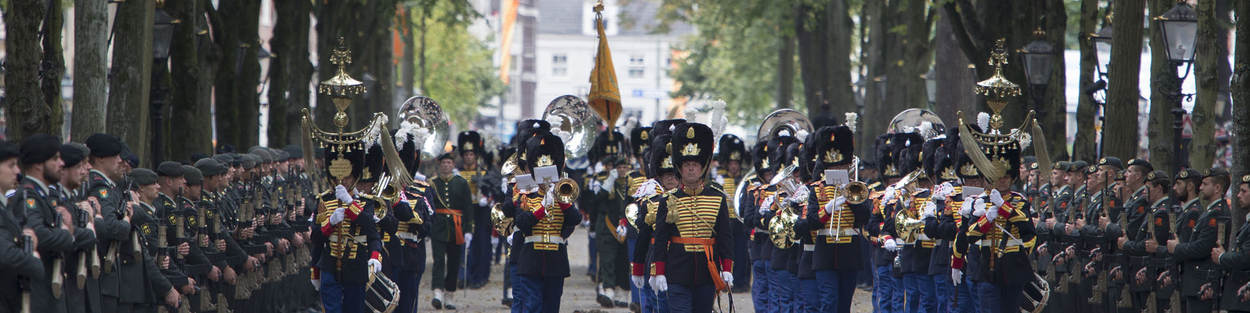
195, 158, 228, 177
182, 165, 203, 185
130, 168, 158, 186
157, 161, 184, 177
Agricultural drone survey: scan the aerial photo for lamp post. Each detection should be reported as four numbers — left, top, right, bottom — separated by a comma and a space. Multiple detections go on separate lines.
1019, 28, 1055, 121
151, 7, 177, 164
1154, 0, 1198, 172
1090, 21, 1113, 79
923, 67, 936, 109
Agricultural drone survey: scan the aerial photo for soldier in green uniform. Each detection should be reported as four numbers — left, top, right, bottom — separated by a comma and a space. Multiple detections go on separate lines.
55, 143, 101, 313
1167, 168, 1232, 313
12, 134, 75, 313
127, 168, 182, 312
430, 153, 472, 309
586, 128, 629, 308
0, 140, 45, 313
1212, 173, 1250, 312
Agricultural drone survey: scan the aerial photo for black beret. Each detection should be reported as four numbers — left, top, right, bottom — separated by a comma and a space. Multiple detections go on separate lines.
1053, 161, 1070, 171
1069, 160, 1089, 173
240, 154, 258, 169
1240, 173, 1250, 186
211, 154, 233, 167
194, 158, 228, 177
123, 152, 139, 168
1176, 168, 1202, 181
1127, 159, 1153, 172
130, 168, 158, 185
60, 143, 89, 168
157, 161, 184, 177
85, 133, 126, 158
20, 134, 62, 166
1146, 170, 1170, 184
0, 141, 18, 161
182, 165, 203, 185
283, 145, 303, 161
1206, 168, 1230, 179
1097, 157, 1124, 170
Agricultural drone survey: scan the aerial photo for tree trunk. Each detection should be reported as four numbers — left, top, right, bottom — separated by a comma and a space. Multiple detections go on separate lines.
198, 0, 219, 153
879, 0, 932, 126
41, 0, 66, 138
1189, 0, 1229, 172
933, 7, 975, 128
1103, 0, 1145, 159
105, 0, 154, 164
1039, 0, 1068, 161
859, 0, 886, 158
270, 0, 313, 147
776, 28, 794, 109
1146, 0, 1181, 174
167, 0, 209, 162
72, 0, 110, 141
825, 0, 855, 123
314, 0, 398, 130
1072, 0, 1101, 162
235, 0, 262, 150
400, 7, 416, 103
210, 0, 261, 150
1230, 0, 1249, 228
3, 0, 50, 140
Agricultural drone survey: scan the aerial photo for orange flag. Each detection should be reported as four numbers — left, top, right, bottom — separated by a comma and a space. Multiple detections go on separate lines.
587, 2, 622, 128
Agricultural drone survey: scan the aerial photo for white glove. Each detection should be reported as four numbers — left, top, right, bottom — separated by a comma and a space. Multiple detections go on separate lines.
985, 205, 999, 221
934, 182, 954, 199
960, 198, 975, 217
632, 275, 645, 288
542, 184, 556, 208
491, 236, 500, 246
760, 195, 777, 212
721, 271, 734, 287
653, 275, 669, 292
788, 188, 809, 204
714, 174, 725, 186
368, 258, 382, 274
594, 162, 606, 174
633, 179, 659, 198
883, 187, 898, 203
616, 224, 628, 238
329, 208, 346, 225
922, 201, 937, 219
463, 233, 473, 246
478, 196, 489, 207
581, 219, 591, 228
310, 279, 321, 291
989, 189, 1005, 207
884, 238, 899, 251
414, 172, 427, 182
506, 233, 514, 245
825, 196, 846, 214
589, 180, 602, 193
951, 269, 963, 286
335, 185, 353, 204
972, 199, 987, 217
602, 177, 615, 194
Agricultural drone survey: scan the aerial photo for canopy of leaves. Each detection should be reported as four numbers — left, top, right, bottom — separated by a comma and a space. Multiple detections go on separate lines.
408, 0, 504, 128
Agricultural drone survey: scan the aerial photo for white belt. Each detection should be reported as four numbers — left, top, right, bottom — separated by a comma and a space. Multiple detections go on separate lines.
803, 244, 816, 252
395, 232, 421, 242
754, 227, 769, 234
524, 235, 566, 244
816, 228, 859, 236
973, 239, 1023, 247
329, 235, 367, 244
918, 234, 932, 241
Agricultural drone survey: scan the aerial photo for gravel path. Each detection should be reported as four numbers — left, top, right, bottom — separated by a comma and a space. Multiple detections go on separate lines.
407, 226, 875, 312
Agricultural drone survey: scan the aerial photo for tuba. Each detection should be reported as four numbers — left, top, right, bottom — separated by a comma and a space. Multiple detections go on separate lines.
365, 272, 400, 313
767, 161, 805, 249
542, 95, 599, 160
490, 203, 513, 235
396, 96, 451, 162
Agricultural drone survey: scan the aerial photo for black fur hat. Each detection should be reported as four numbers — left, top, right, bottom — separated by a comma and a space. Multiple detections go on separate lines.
524, 133, 565, 173
670, 123, 715, 178
717, 134, 749, 168
649, 134, 676, 177
458, 130, 484, 156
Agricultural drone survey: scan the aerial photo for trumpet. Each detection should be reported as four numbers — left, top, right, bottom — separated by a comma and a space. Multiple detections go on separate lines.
554, 177, 580, 204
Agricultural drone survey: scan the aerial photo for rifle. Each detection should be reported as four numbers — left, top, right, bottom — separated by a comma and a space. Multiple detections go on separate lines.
1089, 247, 1106, 304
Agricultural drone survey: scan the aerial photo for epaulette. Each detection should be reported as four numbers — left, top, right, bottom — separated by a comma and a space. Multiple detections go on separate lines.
868, 181, 882, 190
707, 184, 726, 197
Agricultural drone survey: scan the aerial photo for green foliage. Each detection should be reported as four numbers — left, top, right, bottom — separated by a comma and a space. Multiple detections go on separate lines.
408, 0, 504, 128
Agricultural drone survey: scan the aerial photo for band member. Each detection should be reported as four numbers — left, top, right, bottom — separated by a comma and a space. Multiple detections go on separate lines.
958, 115, 1036, 313
741, 140, 775, 312
459, 130, 494, 289
632, 121, 681, 313
512, 133, 582, 313
429, 152, 472, 309
624, 125, 652, 311
714, 134, 752, 294
393, 120, 436, 313
587, 128, 630, 308
501, 119, 553, 308
867, 133, 904, 313
1212, 173, 1250, 311
762, 135, 801, 312
1167, 168, 1231, 313
937, 126, 982, 313
650, 123, 733, 313
309, 145, 383, 313
805, 125, 870, 313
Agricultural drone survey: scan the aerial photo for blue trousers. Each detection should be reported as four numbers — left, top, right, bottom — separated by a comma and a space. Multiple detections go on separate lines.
977, 281, 1022, 313
751, 260, 770, 312
903, 274, 936, 313
466, 219, 493, 286
394, 266, 423, 313
873, 266, 902, 313
955, 275, 979, 313
667, 283, 715, 313
815, 269, 857, 313
319, 271, 366, 313
932, 273, 953, 313
627, 238, 641, 305
771, 269, 798, 313
587, 232, 597, 275
800, 277, 819, 312
513, 275, 564, 313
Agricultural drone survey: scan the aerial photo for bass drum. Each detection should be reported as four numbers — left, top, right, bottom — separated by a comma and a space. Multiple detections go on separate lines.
365, 273, 400, 313
1020, 272, 1051, 313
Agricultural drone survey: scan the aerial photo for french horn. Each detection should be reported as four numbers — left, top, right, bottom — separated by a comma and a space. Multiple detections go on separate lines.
490, 203, 514, 237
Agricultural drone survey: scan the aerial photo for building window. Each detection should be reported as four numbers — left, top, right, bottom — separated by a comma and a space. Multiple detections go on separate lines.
629, 55, 645, 79
628, 68, 644, 78
552, 54, 567, 76
630, 55, 645, 66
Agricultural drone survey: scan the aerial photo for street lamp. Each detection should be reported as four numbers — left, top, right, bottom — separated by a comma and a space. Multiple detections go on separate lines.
1154, 0, 1198, 171
1090, 22, 1113, 78
1019, 28, 1054, 119
153, 8, 178, 60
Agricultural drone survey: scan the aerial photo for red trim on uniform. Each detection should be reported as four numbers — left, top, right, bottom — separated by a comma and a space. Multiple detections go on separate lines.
311, 267, 320, 279
344, 202, 362, 220
558, 203, 572, 210
632, 263, 644, 276
533, 208, 547, 220
654, 262, 666, 275
371, 251, 381, 260
821, 213, 833, 224
721, 259, 733, 272
619, 218, 628, 227
320, 223, 334, 236
951, 257, 965, 270
978, 217, 995, 233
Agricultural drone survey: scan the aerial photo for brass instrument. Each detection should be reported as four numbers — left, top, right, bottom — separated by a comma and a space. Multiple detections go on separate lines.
396, 96, 451, 162
491, 203, 514, 235
542, 95, 599, 159
732, 170, 756, 221
624, 203, 640, 229
555, 177, 580, 204
767, 162, 804, 249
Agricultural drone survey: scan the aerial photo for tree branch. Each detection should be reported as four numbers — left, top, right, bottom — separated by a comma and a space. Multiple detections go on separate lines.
943, 1, 984, 68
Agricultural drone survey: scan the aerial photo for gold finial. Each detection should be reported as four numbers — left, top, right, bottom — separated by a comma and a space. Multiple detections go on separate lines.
594, 0, 604, 12
974, 38, 1021, 131
1032, 27, 1045, 38
318, 37, 367, 131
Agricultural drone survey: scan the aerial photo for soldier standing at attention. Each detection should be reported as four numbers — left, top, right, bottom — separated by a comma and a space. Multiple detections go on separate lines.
0, 140, 46, 312
430, 153, 472, 309
13, 134, 75, 313
1167, 168, 1232, 313
1211, 173, 1250, 312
